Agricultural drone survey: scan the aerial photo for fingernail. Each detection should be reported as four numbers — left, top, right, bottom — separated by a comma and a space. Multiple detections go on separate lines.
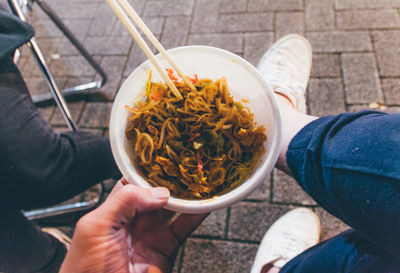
152, 187, 170, 200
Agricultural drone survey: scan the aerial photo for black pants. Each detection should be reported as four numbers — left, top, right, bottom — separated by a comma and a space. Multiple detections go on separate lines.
0, 56, 120, 272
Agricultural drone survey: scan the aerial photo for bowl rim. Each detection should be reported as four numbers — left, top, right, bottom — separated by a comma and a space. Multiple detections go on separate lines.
109, 45, 282, 213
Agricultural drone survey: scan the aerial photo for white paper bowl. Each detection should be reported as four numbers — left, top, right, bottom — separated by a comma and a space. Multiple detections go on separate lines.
110, 46, 281, 213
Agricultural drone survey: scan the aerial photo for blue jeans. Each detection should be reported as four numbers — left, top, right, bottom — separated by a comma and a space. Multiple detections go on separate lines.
281, 111, 400, 272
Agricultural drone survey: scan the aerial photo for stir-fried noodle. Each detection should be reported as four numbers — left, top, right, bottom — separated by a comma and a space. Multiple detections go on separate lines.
125, 69, 267, 199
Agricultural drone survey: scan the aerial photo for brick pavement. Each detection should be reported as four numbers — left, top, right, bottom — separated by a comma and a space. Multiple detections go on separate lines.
16, 0, 400, 272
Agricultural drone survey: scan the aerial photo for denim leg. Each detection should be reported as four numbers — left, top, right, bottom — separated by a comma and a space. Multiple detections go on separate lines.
286, 111, 400, 269
280, 229, 399, 273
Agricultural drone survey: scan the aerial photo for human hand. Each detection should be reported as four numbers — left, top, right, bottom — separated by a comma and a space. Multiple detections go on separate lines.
59, 179, 207, 273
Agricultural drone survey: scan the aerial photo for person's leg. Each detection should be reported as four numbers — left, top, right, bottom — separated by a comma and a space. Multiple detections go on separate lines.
285, 110, 400, 260
0, 208, 66, 273
252, 34, 400, 272
274, 95, 317, 174
0, 54, 120, 271
0, 54, 120, 210
280, 229, 400, 273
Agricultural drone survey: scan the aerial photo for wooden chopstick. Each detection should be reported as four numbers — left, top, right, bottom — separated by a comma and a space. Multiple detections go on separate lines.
105, 0, 183, 99
116, 0, 197, 93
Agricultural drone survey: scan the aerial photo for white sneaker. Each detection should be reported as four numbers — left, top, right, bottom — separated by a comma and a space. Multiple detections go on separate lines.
257, 34, 312, 113
250, 208, 320, 272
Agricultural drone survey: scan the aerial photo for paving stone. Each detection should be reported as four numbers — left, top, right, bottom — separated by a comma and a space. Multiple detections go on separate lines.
245, 176, 270, 201
80, 128, 104, 135
51, 101, 85, 126
385, 106, 400, 113
37, 106, 55, 122
228, 202, 291, 241
51, 126, 69, 134
275, 12, 304, 39
334, 0, 365, 9
244, 32, 273, 66
161, 16, 190, 49
113, 16, 165, 37
143, 0, 195, 16
88, 5, 118, 37
372, 31, 400, 77
125, 0, 147, 15
272, 169, 316, 205
191, 0, 220, 33
337, 9, 400, 30
79, 102, 113, 128
311, 53, 341, 77
18, 55, 42, 78
181, 238, 258, 273
50, 56, 97, 77
342, 53, 383, 104
315, 208, 349, 241
124, 38, 158, 76
307, 31, 372, 52
96, 55, 127, 99
193, 208, 228, 238
56, 36, 82, 56
218, 13, 274, 32
25, 77, 49, 96
63, 19, 93, 37
31, 19, 63, 38
219, 0, 247, 13
308, 78, 346, 116
188, 33, 244, 54
347, 104, 387, 113
36, 37, 63, 63
84, 35, 133, 55
305, 0, 335, 31
248, 0, 303, 11
54, 3, 99, 19
382, 79, 400, 105
364, 0, 400, 9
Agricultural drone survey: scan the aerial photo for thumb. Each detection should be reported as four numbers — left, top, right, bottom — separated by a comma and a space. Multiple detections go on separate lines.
92, 184, 170, 227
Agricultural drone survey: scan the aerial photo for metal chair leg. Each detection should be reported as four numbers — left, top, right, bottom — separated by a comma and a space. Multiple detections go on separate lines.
9, 0, 78, 130
9, 0, 108, 104
24, 183, 105, 220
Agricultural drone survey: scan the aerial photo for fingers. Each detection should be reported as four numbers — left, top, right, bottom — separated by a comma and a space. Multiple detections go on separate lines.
93, 184, 170, 227
171, 213, 208, 244
107, 177, 130, 197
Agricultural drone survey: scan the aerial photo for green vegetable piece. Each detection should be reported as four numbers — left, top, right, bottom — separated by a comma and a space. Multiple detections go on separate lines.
234, 102, 243, 111
169, 140, 184, 151
216, 135, 225, 152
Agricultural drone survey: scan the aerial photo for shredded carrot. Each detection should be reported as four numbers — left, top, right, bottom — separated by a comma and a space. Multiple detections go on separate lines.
189, 74, 198, 83
197, 151, 203, 173
166, 68, 178, 81
151, 85, 164, 101
242, 98, 249, 103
